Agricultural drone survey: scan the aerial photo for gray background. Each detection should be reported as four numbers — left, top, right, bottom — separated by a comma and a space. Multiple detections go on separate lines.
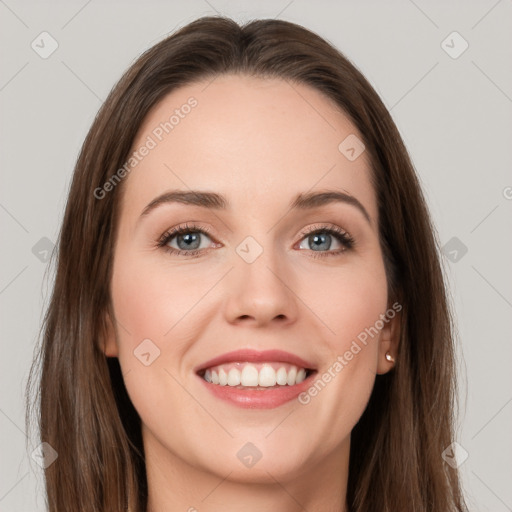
1, 0, 511, 510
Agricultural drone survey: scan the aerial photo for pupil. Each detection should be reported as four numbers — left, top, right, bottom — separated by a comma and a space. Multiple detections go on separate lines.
311, 233, 330, 251
178, 233, 200, 250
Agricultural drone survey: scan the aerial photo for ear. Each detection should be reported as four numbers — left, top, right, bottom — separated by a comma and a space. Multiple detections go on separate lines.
376, 303, 401, 375
101, 308, 119, 358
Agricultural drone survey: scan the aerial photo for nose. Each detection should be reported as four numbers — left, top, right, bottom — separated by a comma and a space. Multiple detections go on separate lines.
223, 241, 299, 328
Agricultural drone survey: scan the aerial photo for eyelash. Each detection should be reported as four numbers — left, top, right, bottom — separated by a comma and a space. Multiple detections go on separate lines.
156, 222, 355, 259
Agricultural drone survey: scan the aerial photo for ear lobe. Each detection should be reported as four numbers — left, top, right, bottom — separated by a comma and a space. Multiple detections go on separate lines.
376, 306, 401, 375
101, 309, 118, 357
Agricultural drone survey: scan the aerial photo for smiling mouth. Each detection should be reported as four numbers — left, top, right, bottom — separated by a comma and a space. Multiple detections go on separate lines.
197, 361, 316, 389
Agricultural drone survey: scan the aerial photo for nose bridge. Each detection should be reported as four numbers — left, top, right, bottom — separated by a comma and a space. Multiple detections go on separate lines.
224, 229, 298, 325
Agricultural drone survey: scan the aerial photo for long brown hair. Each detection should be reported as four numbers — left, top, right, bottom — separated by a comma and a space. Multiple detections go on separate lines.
26, 16, 468, 511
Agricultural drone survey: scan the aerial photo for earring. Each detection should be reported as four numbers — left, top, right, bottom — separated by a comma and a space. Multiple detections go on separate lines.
385, 351, 395, 363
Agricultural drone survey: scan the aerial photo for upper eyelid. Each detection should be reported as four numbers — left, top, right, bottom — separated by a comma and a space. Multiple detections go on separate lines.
159, 223, 353, 249
161, 223, 350, 240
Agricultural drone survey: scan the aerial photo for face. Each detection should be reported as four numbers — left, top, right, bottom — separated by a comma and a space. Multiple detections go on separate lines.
103, 75, 399, 489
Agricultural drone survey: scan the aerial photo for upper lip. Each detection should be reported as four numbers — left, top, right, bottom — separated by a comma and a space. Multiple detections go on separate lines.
194, 349, 317, 374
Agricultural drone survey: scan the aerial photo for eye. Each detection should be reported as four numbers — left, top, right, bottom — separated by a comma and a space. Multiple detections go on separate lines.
297, 224, 355, 258
156, 223, 216, 258
156, 222, 355, 259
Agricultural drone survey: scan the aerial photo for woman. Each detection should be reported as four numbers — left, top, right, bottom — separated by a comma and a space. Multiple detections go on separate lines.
26, 15, 468, 512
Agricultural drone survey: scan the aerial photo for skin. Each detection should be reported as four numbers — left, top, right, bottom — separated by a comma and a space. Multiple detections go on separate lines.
103, 75, 400, 512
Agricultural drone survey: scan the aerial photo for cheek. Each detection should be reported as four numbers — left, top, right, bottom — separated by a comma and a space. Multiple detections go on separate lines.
300, 255, 388, 352
110, 251, 210, 347
109, 249, 227, 408
295, 257, 387, 420
109, 253, 201, 436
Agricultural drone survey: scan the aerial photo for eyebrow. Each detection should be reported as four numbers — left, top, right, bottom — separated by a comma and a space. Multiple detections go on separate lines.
138, 189, 371, 224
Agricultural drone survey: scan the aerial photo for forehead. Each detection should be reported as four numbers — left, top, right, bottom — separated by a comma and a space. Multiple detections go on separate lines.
120, 74, 376, 224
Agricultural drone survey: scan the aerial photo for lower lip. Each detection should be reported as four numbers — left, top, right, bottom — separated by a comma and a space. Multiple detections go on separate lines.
196, 372, 317, 409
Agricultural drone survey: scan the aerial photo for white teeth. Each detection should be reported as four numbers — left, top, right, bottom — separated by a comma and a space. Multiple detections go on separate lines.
241, 365, 259, 386
201, 362, 311, 387
286, 366, 297, 386
296, 368, 307, 384
276, 367, 288, 385
259, 365, 277, 387
227, 368, 241, 386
